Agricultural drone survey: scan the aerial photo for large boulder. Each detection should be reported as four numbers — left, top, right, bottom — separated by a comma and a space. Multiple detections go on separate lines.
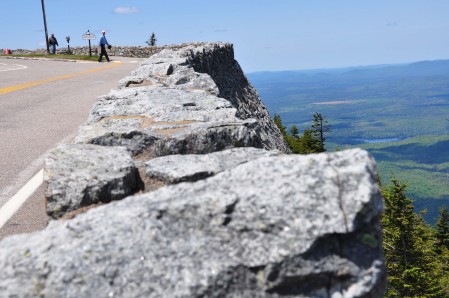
44, 144, 142, 219
75, 87, 264, 156
0, 149, 386, 297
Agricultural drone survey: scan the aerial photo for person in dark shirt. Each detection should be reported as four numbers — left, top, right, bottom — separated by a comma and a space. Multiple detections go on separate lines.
98, 30, 111, 62
48, 34, 59, 54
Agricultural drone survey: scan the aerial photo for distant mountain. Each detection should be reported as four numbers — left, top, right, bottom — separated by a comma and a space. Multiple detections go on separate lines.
247, 59, 449, 143
248, 59, 449, 81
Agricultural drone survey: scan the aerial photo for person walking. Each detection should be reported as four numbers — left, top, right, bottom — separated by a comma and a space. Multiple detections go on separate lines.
98, 30, 111, 62
48, 34, 59, 54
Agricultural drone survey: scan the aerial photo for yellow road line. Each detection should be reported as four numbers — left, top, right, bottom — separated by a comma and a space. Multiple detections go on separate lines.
0, 62, 121, 95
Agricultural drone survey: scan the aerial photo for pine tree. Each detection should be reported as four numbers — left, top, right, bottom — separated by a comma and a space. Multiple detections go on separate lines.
273, 113, 297, 151
298, 128, 320, 154
273, 113, 287, 136
310, 112, 330, 152
436, 206, 449, 251
434, 206, 449, 296
381, 179, 445, 297
290, 125, 300, 139
146, 32, 157, 46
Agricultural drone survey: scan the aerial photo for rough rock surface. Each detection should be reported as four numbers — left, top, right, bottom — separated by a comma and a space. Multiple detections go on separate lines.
0, 149, 386, 297
0, 42, 386, 297
145, 147, 281, 184
44, 144, 142, 219
75, 42, 290, 157
75, 87, 263, 156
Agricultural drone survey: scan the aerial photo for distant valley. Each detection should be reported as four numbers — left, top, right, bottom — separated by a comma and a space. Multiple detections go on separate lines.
248, 60, 449, 224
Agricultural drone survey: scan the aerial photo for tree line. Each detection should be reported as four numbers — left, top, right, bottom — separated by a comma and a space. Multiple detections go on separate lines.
274, 113, 449, 297
274, 112, 330, 154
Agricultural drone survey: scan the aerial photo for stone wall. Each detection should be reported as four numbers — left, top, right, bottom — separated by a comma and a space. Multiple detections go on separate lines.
2, 44, 208, 58
0, 42, 386, 297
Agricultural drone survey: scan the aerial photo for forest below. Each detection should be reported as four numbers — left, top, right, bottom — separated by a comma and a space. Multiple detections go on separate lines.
248, 60, 449, 224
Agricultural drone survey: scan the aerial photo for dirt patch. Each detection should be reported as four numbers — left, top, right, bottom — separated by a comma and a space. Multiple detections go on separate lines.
60, 203, 104, 220
137, 168, 166, 192
141, 119, 197, 129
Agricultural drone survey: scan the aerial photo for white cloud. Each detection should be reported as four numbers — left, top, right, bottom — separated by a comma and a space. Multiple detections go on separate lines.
113, 7, 139, 14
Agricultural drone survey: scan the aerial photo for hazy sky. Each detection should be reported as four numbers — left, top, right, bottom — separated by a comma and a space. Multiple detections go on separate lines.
1, 0, 449, 72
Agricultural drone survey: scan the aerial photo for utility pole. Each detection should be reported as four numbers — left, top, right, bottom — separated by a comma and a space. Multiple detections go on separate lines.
66, 36, 71, 54
41, 0, 49, 53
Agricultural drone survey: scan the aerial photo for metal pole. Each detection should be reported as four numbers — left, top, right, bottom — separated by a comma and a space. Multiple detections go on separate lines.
88, 40, 92, 57
41, 0, 49, 53
66, 36, 70, 54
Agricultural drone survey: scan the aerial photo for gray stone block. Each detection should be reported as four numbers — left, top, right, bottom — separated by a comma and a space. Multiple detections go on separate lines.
44, 144, 142, 219
146, 147, 281, 183
0, 149, 386, 297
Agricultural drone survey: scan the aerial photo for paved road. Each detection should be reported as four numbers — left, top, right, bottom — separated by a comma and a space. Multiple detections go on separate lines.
0, 56, 144, 240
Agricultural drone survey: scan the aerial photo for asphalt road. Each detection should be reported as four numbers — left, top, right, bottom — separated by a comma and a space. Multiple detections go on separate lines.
0, 56, 144, 240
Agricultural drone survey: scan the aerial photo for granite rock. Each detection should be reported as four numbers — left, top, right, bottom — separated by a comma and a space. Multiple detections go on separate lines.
44, 144, 142, 219
0, 149, 386, 297
0, 42, 386, 297
76, 43, 290, 157
145, 147, 281, 184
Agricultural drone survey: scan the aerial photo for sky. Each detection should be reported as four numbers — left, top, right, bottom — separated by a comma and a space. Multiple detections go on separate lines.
1, 0, 449, 72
